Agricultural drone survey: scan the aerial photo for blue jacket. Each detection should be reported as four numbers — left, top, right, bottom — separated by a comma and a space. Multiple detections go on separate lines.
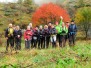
68, 24, 77, 35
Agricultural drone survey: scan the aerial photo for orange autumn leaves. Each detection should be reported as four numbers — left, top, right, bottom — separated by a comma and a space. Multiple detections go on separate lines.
32, 3, 70, 26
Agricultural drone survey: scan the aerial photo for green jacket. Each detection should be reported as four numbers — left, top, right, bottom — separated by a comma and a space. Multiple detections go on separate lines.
59, 19, 63, 26
55, 25, 61, 34
55, 19, 63, 34
59, 19, 63, 33
55, 19, 68, 35
60, 26, 68, 35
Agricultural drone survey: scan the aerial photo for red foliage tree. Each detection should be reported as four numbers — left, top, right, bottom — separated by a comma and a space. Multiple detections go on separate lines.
32, 3, 70, 26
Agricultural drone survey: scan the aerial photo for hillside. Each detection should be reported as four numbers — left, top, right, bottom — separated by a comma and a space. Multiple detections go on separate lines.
0, 40, 91, 68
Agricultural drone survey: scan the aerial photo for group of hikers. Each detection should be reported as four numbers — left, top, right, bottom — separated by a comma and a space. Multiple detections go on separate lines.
5, 16, 77, 52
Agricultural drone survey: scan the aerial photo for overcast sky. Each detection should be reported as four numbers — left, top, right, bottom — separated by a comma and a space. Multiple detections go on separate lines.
0, 0, 65, 6
0, 0, 61, 4
33, 0, 64, 6
0, 0, 18, 3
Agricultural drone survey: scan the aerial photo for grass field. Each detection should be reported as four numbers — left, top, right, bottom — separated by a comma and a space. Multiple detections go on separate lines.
0, 40, 91, 68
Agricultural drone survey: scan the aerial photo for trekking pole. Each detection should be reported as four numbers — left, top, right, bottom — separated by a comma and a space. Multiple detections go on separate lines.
52, 36, 54, 47
5, 38, 8, 52
45, 36, 46, 48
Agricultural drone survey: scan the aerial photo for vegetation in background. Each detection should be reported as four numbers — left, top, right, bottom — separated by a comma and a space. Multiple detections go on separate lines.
0, 0, 37, 29
75, 7, 91, 39
32, 3, 70, 26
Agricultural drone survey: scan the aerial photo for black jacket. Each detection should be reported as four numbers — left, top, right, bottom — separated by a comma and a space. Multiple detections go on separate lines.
15, 30, 22, 39
38, 29, 44, 38
50, 28, 57, 35
43, 28, 50, 37
33, 29, 39, 37
5, 28, 15, 38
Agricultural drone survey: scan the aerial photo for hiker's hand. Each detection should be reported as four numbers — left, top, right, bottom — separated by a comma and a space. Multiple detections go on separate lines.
18, 35, 20, 38
60, 16, 63, 20
6, 37, 8, 40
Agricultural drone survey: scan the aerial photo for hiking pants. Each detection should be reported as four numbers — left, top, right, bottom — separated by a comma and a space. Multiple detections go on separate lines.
65, 33, 69, 41
6, 38, 14, 51
43, 36, 50, 48
50, 35, 56, 48
69, 34, 76, 46
15, 38, 21, 50
32, 36, 38, 48
57, 34, 60, 45
38, 37, 44, 49
59, 35, 66, 47
25, 40, 31, 49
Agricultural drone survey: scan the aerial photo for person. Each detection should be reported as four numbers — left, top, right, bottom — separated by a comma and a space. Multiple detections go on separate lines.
29, 23, 33, 30
15, 26, 22, 50
68, 20, 77, 46
24, 26, 33, 49
58, 16, 68, 47
60, 22, 68, 47
55, 21, 61, 46
65, 21, 70, 43
48, 22, 52, 29
5, 23, 15, 52
32, 26, 39, 48
12, 25, 16, 46
29, 23, 33, 48
48, 22, 52, 47
38, 25, 44, 49
50, 24, 57, 48
43, 25, 50, 48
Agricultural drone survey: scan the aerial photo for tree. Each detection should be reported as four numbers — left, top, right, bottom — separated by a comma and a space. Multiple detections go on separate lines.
32, 3, 70, 26
74, 0, 91, 8
75, 7, 91, 39
1, 0, 36, 29
65, 0, 91, 18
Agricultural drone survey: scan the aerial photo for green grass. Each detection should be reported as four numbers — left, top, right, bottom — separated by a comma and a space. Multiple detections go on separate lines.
0, 40, 91, 68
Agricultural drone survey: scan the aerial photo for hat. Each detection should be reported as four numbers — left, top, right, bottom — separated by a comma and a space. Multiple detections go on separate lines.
71, 20, 74, 22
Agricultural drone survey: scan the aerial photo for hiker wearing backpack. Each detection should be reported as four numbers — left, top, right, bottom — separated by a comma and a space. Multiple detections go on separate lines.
5, 23, 15, 52
15, 26, 22, 50
43, 25, 50, 48
50, 24, 57, 48
65, 22, 70, 43
28, 23, 33, 48
32, 26, 39, 48
38, 25, 44, 49
59, 16, 68, 47
68, 20, 77, 46
48, 22, 52, 47
55, 21, 60, 46
24, 26, 33, 49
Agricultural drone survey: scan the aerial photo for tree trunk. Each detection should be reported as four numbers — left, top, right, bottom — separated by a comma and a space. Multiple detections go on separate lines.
85, 30, 88, 39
